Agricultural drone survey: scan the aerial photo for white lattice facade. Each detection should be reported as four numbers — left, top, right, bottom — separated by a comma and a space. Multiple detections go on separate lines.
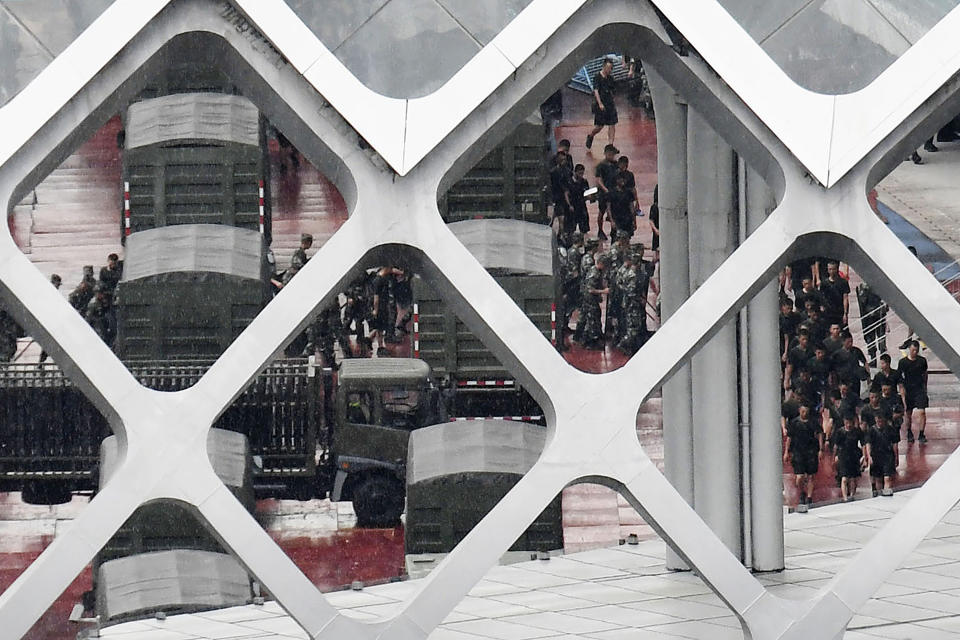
2, 1, 960, 639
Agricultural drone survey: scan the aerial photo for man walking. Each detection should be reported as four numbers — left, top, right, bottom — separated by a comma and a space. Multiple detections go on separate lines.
585, 57, 618, 150
899, 339, 929, 443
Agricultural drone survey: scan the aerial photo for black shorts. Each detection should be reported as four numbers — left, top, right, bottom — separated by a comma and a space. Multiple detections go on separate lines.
837, 455, 862, 479
870, 453, 896, 478
905, 391, 929, 411
594, 103, 618, 126
791, 451, 819, 476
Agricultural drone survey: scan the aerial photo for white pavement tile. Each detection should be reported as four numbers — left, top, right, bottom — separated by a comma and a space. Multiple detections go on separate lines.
623, 597, 731, 620
886, 568, 960, 592
565, 603, 680, 628
543, 582, 664, 605
429, 629, 503, 640
915, 614, 960, 633
501, 611, 622, 635
485, 566, 581, 589
857, 622, 958, 639
445, 618, 557, 640
100, 629, 198, 640
586, 630, 689, 639
855, 598, 946, 623
195, 606, 286, 624
599, 576, 711, 599
142, 617, 268, 639
642, 619, 747, 640
454, 595, 541, 619
523, 557, 629, 581
914, 561, 960, 579
489, 590, 598, 612
230, 616, 309, 638
883, 591, 960, 616
323, 588, 400, 608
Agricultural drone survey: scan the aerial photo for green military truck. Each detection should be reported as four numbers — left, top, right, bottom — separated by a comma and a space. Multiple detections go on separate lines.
411, 219, 558, 419
0, 357, 444, 527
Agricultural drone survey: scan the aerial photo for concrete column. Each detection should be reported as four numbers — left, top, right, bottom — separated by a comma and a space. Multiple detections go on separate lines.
648, 70, 693, 571
688, 109, 742, 559
745, 167, 785, 571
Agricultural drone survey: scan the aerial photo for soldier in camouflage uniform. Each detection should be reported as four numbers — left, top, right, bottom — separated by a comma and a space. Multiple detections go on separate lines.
309, 297, 351, 367
603, 231, 630, 338
282, 233, 313, 285
617, 249, 647, 355
558, 231, 584, 350
577, 252, 610, 349
86, 286, 116, 347
574, 238, 600, 343
68, 265, 97, 313
343, 277, 372, 355
612, 246, 634, 345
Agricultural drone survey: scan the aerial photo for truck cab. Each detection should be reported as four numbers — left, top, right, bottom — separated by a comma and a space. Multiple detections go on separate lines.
330, 358, 445, 527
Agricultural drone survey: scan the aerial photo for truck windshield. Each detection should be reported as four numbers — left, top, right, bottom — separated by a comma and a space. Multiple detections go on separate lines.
381, 387, 421, 428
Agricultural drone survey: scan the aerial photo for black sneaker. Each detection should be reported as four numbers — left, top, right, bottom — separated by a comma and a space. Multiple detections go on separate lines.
912, 151, 924, 164
918, 432, 928, 443
924, 140, 940, 152
907, 429, 915, 443
872, 489, 879, 498
585, 134, 594, 150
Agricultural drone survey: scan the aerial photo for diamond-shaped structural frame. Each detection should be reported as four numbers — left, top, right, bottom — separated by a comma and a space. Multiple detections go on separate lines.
3, 0, 960, 639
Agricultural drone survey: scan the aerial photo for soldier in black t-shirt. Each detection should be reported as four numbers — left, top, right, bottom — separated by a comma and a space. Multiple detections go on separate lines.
608, 175, 636, 238
567, 164, 590, 234
870, 354, 901, 392
585, 57, 619, 152
594, 145, 620, 241
794, 277, 823, 317
818, 261, 850, 327
821, 322, 844, 355
800, 303, 828, 346
834, 414, 865, 502
898, 340, 929, 443
807, 344, 832, 406
784, 330, 813, 392
779, 297, 802, 362
879, 382, 906, 437
549, 150, 573, 228
788, 258, 820, 296
824, 389, 843, 446
832, 331, 869, 391
866, 410, 898, 497
785, 402, 820, 512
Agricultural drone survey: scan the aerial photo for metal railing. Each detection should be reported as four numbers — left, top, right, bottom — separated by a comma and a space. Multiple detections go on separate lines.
0, 358, 321, 483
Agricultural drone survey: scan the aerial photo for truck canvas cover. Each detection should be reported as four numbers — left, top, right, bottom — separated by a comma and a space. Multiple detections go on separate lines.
125, 93, 259, 149
406, 419, 545, 484
122, 224, 263, 282
447, 219, 553, 276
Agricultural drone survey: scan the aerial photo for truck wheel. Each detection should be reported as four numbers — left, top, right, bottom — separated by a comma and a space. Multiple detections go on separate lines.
352, 475, 404, 528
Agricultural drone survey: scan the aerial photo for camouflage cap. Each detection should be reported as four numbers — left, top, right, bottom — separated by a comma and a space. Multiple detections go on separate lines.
570, 231, 584, 244
584, 238, 600, 251
82, 265, 94, 275
301, 233, 313, 243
